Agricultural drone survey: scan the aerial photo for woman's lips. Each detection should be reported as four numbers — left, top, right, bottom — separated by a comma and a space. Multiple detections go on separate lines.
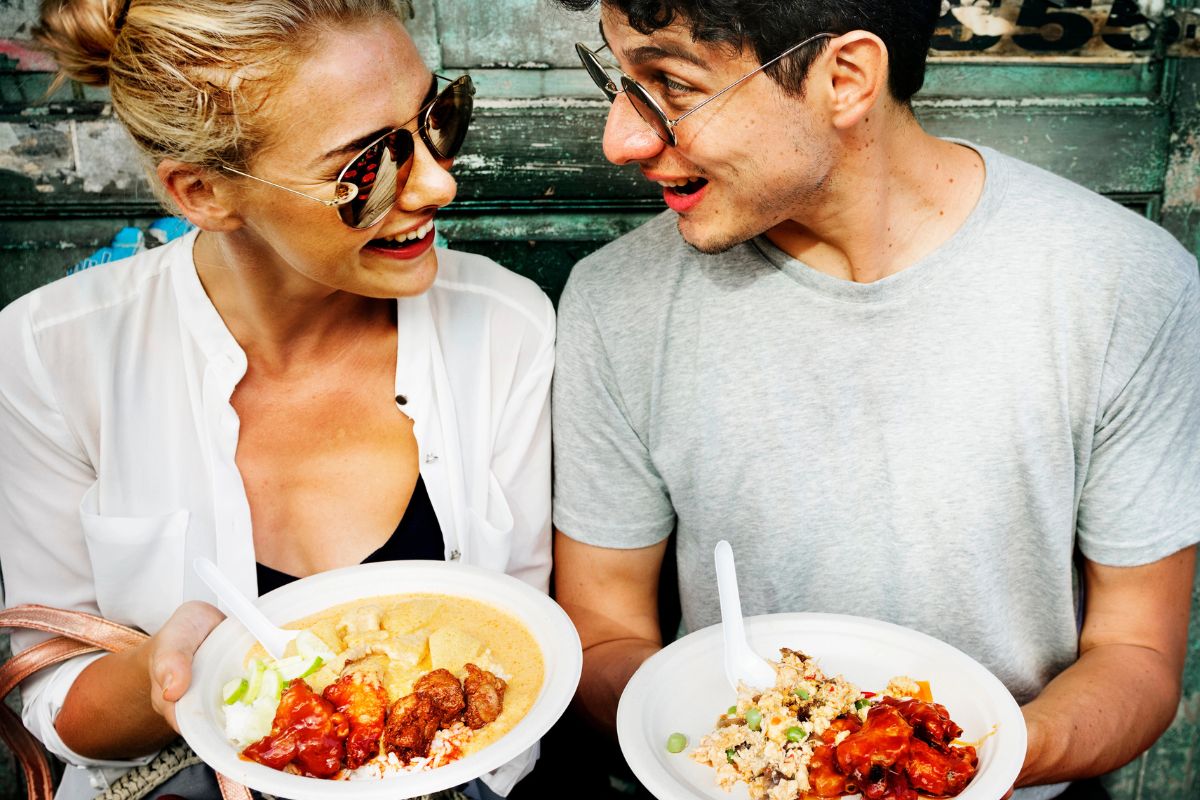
363, 224, 437, 259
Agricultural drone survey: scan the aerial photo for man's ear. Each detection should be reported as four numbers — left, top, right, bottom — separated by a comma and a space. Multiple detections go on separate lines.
156, 159, 243, 232
818, 31, 889, 130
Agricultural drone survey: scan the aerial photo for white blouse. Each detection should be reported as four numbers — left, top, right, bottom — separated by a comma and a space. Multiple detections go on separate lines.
0, 230, 554, 797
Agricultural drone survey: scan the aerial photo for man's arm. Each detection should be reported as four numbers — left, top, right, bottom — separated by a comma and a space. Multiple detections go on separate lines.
554, 529, 669, 734
1017, 545, 1196, 787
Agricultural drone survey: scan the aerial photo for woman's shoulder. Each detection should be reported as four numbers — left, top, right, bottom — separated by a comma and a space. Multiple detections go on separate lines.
428, 248, 554, 339
0, 233, 193, 340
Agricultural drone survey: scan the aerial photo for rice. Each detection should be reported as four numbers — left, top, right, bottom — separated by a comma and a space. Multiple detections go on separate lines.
690, 648, 869, 800
342, 724, 474, 780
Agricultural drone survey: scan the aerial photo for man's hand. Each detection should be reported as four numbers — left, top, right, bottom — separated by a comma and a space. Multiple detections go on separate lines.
554, 529, 669, 734
1016, 545, 1195, 788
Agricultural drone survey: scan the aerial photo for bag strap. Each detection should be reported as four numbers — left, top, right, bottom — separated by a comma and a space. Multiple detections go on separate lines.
0, 604, 251, 800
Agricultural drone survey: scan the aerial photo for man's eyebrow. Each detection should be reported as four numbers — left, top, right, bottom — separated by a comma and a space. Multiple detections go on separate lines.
599, 17, 708, 70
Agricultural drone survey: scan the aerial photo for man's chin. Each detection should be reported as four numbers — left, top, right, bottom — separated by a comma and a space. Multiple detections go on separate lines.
676, 217, 755, 256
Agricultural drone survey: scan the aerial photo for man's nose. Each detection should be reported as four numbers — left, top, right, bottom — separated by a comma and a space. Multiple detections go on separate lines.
602, 94, 667, 165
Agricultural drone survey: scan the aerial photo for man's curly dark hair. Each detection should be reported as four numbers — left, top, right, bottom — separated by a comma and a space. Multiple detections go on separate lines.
555, 0, 942, 104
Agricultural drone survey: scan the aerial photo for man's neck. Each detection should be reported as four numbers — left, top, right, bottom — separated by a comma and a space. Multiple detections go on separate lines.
765, 117, 986, 284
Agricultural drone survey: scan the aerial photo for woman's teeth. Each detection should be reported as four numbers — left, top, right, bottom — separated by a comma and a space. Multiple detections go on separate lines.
387, 220, 434, 243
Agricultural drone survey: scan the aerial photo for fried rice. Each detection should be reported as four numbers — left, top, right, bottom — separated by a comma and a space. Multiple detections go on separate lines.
691, 648, 871, 800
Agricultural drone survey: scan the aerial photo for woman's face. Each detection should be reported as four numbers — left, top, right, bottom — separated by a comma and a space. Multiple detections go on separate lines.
228, 17, 455, 299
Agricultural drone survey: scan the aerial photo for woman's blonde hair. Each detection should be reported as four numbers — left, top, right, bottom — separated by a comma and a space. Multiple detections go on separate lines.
36, 0, 411, 179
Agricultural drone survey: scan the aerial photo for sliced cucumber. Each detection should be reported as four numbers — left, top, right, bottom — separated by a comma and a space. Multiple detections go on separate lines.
222, 677, 249, 705
295, 630, 335, 661
259, 666, 284, 704
243, 660, 266, 704
298, 656, 324, 679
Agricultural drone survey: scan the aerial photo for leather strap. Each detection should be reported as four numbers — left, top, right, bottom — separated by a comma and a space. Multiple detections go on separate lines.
0, 603, 250, 800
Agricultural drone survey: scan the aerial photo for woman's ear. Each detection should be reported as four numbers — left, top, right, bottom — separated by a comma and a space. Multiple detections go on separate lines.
156, 160, 243, 232
820, 31, 888, 131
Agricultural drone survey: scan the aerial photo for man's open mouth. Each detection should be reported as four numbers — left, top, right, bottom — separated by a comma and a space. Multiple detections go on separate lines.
659, 178, 709, 197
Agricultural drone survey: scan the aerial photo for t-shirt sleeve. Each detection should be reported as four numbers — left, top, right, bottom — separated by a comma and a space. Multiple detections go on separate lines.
1076, 261, 1200, 566
552, 268, 676, 548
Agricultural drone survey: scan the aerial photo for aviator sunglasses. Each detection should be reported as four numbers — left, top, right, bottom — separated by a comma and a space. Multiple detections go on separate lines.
225, 74, 475, 229
575, 32, 833, 146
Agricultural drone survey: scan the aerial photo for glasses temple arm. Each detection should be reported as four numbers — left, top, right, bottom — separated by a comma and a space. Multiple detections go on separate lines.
673, 32, 834, 126
222, 166, 350, 207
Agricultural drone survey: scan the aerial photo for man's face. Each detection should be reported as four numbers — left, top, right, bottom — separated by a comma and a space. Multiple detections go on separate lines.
598, 7, 837, 254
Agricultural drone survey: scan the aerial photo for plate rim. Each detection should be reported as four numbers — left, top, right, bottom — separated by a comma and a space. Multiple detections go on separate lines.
617, 611, 1027, 800
177, 559, 582, 799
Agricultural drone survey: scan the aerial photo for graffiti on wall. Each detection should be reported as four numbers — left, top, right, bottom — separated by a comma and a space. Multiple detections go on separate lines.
932, 0, 1200, 58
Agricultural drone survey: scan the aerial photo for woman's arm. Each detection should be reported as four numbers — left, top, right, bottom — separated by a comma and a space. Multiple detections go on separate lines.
55, 602, 224, 758
0, 299, 213, 761
487, 293, 555, 591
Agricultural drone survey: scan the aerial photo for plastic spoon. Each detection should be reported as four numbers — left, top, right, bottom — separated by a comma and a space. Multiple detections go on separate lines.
193, 557, 297, 661
714, 540, 776, 692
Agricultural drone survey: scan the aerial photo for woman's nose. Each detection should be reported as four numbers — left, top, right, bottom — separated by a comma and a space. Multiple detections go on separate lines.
397, 138, 457, 211
602, 95, 667, 165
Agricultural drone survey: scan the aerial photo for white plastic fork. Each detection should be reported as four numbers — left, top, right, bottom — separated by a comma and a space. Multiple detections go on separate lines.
714, 540, 776, 692
193, 557, 298, 661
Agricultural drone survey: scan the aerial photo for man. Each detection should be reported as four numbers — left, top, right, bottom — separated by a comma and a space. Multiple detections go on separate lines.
548, 2, 1200, 798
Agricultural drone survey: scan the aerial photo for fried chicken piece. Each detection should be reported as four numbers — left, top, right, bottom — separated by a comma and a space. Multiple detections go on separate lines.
382, 692, 442, 761
462, 663, 507, 729
880, 697, 962, 751
904, 739, 978, 797
835, 705, 913, 799
818, 713, 863, 745
242, 680, 350, 778
322, 661, 390, 769
807, 743, 853, 798
414, 668, 466, 724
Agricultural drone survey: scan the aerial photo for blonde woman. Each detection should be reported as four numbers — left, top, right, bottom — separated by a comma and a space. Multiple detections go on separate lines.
0, 1, 553, 797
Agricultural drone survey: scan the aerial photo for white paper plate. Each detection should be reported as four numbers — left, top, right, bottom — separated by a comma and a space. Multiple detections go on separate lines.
617, 612, 1025, 800
177, 560, 582, 799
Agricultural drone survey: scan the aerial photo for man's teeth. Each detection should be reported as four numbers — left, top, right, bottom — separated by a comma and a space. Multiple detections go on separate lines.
384, 220, 434, 243
657, 178, 700, 188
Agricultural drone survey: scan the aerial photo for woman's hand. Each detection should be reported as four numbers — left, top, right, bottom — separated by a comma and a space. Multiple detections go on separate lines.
148, 600, 227, 732
57, 600, 225, 759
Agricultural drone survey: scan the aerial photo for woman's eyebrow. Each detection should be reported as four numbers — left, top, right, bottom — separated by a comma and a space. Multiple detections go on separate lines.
311, 75, 439, 170
315, 127, 393, 169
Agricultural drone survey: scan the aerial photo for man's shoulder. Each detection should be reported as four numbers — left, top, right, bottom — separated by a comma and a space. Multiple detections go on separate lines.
991, 148, 1192, 265
985, 147, 1196, 297
561, 211, 703, 313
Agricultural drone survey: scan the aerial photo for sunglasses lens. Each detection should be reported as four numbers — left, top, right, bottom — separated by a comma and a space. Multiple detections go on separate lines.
424, 81, 474, 160
624, 82, 673, 144
577, 45, 618, 101
337, 131, 415, 229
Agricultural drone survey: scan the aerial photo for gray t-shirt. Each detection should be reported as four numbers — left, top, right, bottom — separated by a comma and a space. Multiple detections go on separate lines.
552, 144, 1200, 797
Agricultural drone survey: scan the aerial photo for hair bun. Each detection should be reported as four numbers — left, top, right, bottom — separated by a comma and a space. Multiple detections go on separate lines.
35, 0, 124, 87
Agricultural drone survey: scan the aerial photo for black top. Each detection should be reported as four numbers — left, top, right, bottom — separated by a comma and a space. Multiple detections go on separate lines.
255, 474, 444, 595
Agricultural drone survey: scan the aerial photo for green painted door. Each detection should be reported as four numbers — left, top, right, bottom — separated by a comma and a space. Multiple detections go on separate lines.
0, 1, 1197, 797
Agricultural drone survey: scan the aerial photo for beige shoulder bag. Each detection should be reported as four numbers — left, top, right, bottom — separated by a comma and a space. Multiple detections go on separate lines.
0, 604, 250, 800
